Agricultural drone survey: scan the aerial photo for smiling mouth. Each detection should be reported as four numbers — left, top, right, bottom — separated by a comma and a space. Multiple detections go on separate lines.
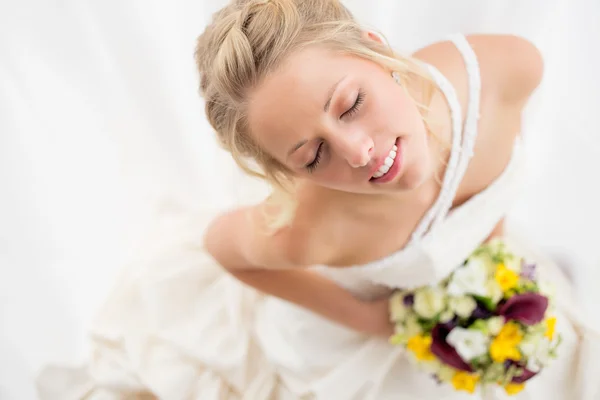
371, 144, 398, 179
369, 137, 402, 183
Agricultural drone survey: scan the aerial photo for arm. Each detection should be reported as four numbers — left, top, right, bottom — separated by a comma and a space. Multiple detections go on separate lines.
486, 219, 505, 242
204, 206, 393, 337
231, 268, 392, 336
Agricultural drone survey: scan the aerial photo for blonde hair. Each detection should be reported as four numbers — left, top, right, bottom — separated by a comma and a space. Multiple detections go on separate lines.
195, 0, 436, 230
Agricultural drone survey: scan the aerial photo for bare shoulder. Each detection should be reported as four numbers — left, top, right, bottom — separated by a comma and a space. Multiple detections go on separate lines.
467, 34, 544, 103
413, 34, 544, 105
203, 200, 326, 271
412, 34, 543, 200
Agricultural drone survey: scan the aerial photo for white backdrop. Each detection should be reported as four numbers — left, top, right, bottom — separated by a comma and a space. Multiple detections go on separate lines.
1, 0, 599, 399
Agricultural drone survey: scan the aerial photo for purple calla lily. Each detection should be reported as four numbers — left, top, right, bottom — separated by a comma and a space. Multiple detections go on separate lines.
430, 323, 472, 372
504, 360, 538, 383
512, 368, 537, 383
498, 293, 548, 325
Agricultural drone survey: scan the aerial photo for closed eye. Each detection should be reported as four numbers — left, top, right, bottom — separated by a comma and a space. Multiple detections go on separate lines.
306, 142, 324, 173
341, 90, 365, 119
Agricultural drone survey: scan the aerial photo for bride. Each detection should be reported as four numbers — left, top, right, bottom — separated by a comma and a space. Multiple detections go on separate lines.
38, 0, 599, 399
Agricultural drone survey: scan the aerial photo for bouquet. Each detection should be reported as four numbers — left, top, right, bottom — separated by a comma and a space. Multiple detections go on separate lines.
388, 239, 561, 396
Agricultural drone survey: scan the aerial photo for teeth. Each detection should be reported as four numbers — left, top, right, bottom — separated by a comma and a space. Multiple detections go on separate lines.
372, 144, 398, 179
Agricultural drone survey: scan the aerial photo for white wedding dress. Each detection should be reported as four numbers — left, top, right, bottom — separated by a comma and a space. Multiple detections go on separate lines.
37, 35, 600, 400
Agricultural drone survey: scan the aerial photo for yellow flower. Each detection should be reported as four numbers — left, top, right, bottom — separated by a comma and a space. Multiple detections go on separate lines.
545, 317, 557, 340
406, 334, 436, 361
490, 338, 522, 363
504, 383, 526, 395
451, 371, 480, 394
495, 263, 519, 292
490, 324, 524, 363
497, 322, 524, 345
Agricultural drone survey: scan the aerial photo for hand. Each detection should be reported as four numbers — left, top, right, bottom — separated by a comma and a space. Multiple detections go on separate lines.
360, 296, 395, 338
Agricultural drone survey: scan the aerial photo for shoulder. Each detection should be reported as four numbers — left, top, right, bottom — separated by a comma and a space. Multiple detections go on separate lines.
413, 34, 544, 105
469, 34, 544, 103
413, 34, 543, 200
203, 200, 328, 271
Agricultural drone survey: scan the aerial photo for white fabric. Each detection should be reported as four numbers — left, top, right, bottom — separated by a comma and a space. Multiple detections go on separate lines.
408, 41, 465, 243
35, 35, 600, 400
3, 2, 600, 399
410, 34, 481, 242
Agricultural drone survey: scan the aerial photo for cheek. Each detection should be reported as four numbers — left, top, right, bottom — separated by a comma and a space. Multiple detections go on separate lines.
309, 159, 358, 187
372, 88, 422, 134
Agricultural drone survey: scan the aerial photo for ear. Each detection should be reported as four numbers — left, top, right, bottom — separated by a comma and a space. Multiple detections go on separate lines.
363, 30, 384, 44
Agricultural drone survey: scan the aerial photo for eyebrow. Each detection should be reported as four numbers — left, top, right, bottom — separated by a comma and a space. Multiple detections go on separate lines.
287, 139, 308, 158
287, 76, 347, 158
324, 75, 346, 112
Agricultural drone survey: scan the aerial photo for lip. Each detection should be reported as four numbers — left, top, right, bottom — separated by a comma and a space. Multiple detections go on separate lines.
369, 137, 402, 184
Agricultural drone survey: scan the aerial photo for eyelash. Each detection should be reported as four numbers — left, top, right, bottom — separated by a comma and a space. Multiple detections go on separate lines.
305, 90, 366, 173
306, 142, 323, 173
341, 90, 365, 119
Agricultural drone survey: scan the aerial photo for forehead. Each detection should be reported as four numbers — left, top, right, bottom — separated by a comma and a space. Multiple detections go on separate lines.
246, 47, 369, 149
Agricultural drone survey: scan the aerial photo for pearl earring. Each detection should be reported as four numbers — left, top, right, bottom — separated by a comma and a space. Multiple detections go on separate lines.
391, 71, 401, 85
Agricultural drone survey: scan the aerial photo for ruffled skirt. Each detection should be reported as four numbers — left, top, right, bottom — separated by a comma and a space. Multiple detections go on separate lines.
36, 214, 600, 400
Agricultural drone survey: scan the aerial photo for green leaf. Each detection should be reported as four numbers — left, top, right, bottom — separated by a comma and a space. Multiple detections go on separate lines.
482, 363, 505, 383
473, 295, 496, 311
470, 354, 492, 369
418, 318, 437, 332
469, 319, 489, 334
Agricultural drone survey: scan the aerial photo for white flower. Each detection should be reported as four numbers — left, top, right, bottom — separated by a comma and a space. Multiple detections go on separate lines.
485, 281, 504, 304
389, 292, 408, 321
391, 324, 410, 345
487, 317, 505, 336
520, 336, 552, 373
505, 255, 523, 273
526, 358, 542, 373
414, 288, 446, 319
394, 323, 405, 335
447, 259, 489, 297
519, 336, 537, 358
404, 314, 423, 337
449, 296, 477, 318
486, 238, 505, 253
447, 327, 490, 361
439, 309, 455, 323
471, 254, 496, 273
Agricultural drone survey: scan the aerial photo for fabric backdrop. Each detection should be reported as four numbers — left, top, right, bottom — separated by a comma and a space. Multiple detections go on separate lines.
1, 0, 598, 398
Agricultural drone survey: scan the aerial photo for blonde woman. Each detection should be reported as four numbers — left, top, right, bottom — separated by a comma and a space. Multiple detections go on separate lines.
37, 1, 600, 399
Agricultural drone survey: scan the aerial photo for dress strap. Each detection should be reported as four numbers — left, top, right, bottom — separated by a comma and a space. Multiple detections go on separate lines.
431, 34, 481, 228
409, 34, 482, 243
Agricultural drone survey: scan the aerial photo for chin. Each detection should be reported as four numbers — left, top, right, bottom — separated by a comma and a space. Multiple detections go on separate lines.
397, 160, 432, 191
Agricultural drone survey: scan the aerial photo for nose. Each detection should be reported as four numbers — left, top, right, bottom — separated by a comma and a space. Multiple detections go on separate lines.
334, 130, 374, 168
